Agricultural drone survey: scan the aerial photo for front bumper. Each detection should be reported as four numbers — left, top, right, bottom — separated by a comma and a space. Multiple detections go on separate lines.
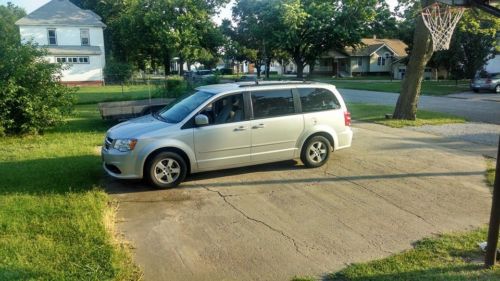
101, 147, 142, 179
471, 84, 494, 91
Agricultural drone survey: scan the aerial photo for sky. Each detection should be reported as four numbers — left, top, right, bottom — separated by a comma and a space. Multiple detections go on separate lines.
2, 0, 399, 24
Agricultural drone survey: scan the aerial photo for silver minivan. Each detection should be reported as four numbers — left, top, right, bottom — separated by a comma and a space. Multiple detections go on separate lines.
101, 81, 353, 188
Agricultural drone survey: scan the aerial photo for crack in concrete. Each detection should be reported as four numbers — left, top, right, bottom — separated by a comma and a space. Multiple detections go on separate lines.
326, 171, 435, 227
201, 185, 307, 257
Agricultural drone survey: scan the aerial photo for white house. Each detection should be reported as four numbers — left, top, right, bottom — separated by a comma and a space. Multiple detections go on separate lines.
16, 0, 106, 86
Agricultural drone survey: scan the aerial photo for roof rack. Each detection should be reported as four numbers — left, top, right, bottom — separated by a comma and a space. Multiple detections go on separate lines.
238, 80, 313, 88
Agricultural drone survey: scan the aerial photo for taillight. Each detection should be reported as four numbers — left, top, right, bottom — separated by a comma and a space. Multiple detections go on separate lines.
344, 111, 351, 126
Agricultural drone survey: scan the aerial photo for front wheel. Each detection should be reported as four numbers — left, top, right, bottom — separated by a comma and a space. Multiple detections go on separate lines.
146, 152, 187, 188
301, 136, 331, 168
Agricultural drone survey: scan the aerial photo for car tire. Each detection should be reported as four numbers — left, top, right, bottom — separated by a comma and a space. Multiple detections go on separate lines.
495, 85, 500, 94
146, 151, 187, 188
473, 89, 479, 93
301, 135, 331, 168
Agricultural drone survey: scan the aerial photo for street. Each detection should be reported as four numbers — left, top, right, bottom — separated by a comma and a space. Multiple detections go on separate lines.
338, 88, 500, 124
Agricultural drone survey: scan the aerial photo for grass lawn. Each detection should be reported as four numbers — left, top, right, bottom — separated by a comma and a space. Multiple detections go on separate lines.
328, 228, 500, 281
348, 103, 466, 128
0, 105, 140, 280
313, 78, 470, 96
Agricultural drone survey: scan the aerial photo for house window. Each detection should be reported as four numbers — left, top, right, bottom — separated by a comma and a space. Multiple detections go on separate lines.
377, 57, 386, 66
80, 29, 90, 46
47, 29, 57, 45
56, 56, 90, 64
357, 57, 362, 66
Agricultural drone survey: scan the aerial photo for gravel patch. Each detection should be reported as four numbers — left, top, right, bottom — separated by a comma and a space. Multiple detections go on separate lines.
408, 122, 500, 146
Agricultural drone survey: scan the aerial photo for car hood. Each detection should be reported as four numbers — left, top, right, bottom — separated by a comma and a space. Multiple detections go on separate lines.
107, 114, 174, 139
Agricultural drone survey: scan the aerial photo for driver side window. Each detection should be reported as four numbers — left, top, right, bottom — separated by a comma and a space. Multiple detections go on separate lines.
200, 93, 245, 125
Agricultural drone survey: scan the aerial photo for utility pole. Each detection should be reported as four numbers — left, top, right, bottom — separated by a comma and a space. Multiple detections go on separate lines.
485, 136, 500, 267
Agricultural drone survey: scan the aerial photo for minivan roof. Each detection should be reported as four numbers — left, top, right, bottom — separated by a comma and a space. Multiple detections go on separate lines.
196, 81, 329, 94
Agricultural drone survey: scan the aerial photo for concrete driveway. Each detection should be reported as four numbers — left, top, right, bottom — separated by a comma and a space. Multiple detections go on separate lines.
108, 123, 493, 281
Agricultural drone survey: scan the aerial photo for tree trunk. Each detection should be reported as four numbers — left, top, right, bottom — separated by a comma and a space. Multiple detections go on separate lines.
163, 54, 171, 76
178, 59, 185, 76
308, 60, 316, 78
393, 0, 434, 120
265, 58, 271, 79
295, 58, 305, 79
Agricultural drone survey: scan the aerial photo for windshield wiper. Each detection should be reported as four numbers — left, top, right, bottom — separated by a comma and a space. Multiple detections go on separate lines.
152, 111, 166, 122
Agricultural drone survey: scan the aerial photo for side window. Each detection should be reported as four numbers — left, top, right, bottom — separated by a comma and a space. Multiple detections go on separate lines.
80, 28, 90, 46
47, 29, 57, 45
251, 89, 294, 119
200, 93, 245, 125
298, 88, 341, 113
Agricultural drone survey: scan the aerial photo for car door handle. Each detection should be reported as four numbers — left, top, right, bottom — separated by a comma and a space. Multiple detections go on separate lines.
234, 126, 247, 131
252, 124, 265, 129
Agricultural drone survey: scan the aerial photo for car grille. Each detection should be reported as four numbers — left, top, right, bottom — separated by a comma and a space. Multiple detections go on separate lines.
104, 136, 113, 150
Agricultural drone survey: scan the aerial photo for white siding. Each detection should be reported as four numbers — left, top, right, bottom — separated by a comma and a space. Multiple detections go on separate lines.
369, 47, 393, 73
19, 25, 105, 82
350, 57, 369, 73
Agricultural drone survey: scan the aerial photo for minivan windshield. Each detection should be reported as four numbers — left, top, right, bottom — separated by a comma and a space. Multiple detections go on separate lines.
156, 91, 214, 123
476, 70, 491, 79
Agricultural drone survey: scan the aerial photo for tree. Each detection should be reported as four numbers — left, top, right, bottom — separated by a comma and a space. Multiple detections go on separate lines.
393, 0, 499, 120
232, 0, 281, 78
0, 4, 75, 135
277, 0, 377, 78
393, 0, 433, 120
365, 1, 399, 39
431, 10, 499, 80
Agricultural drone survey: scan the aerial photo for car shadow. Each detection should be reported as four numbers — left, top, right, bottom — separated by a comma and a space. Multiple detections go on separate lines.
105, 159, 303, 195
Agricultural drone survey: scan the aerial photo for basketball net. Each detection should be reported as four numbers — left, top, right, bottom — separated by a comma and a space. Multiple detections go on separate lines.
421, 2, 465, 51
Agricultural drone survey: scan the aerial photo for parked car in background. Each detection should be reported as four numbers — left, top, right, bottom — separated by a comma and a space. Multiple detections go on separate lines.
101, 81, 353, 188
471, 71, 500, 93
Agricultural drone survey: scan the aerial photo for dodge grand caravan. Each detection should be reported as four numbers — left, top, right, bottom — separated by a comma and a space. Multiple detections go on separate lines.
102, 81, 353, 188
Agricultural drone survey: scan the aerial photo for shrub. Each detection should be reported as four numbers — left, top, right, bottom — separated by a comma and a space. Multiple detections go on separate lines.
0, 43, 75, 135
153, 76, 190, 98
104, 60, 133, 84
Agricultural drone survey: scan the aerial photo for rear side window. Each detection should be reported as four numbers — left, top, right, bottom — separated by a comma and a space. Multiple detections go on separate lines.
251, 89, 295, 119
298, 88, 341, 112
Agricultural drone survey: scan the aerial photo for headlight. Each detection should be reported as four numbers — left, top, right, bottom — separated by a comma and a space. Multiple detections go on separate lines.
113, 138, 137, 152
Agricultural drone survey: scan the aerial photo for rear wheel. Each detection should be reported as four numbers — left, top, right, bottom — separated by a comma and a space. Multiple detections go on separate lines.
146, 152, 187, 188
495, 85, 499, 94
301, 136, 331, 168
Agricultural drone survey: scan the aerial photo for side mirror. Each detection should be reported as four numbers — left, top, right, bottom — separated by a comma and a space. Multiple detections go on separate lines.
195, 114, 209, 126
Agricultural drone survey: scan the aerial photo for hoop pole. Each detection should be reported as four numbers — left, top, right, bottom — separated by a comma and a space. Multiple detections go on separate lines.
485, 136, 500, 267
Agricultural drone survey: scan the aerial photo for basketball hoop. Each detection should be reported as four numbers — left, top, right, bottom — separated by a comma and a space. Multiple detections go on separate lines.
421, 2, 465, 51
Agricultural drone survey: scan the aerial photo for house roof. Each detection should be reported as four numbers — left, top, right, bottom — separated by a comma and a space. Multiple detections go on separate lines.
43, 45, 102, 55
15, 0, 106, 27
320, 50, 349, 59
345, 38, 408, 58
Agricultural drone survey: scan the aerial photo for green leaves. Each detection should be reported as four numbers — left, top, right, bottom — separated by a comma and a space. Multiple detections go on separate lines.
0, 4, 75, 135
